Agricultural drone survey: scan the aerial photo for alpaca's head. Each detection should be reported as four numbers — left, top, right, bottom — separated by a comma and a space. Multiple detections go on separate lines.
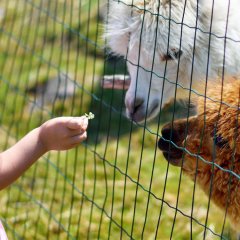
158, 78, 240, 228
159, 78, 240, 172
105, 0, 240, 123
105, 0, 199, 123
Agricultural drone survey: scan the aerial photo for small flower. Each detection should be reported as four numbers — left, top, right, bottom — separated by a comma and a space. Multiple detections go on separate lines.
85, 112, 95, 120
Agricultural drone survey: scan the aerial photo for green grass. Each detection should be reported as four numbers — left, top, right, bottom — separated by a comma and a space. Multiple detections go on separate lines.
0, 0, 235, 239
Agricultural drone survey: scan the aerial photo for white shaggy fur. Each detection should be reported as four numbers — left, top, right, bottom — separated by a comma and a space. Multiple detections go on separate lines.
105, 0, 240, 123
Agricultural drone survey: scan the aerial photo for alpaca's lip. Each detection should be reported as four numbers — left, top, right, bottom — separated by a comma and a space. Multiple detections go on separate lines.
158, 137, 183, 166
162, 151, 183, 167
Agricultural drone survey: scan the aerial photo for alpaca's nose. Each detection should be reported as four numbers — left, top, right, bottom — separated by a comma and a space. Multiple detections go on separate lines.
158, 125, 184, 165
161, 126, 180, 145
126, 97, 144, 117
158, 127, 179, 151
161, 127, 173, 140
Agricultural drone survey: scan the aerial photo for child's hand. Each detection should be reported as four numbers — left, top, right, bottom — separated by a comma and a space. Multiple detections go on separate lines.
0, 116, 89, 190
39, 116, 88, 151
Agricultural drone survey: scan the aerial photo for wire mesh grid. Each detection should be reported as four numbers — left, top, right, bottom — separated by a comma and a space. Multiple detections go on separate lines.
0, 0, 239, 239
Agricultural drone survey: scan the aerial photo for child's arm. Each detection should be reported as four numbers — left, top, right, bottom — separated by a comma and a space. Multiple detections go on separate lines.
0, 116, 88, 190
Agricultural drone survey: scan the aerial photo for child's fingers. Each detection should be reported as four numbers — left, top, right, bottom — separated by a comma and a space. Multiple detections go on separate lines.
69, 129, 86, 137
70, 132, 87, 145
67, 117, 88, 130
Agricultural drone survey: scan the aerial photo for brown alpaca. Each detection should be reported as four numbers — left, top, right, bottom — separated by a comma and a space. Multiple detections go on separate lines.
158, 77, 240, 232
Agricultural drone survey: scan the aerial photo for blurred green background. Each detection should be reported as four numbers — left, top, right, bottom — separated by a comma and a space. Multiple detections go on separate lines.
0, 1, 233, 239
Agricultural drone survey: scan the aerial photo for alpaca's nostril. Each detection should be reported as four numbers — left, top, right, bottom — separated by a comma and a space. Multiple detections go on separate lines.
133, 98, 144, 114
161, 125, 182, 143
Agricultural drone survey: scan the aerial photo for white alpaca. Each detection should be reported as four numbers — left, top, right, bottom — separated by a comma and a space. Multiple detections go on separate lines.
105, 0, 240, 123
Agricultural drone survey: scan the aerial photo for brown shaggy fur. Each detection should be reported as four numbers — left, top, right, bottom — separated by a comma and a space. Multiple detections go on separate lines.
158, 77, 240, 231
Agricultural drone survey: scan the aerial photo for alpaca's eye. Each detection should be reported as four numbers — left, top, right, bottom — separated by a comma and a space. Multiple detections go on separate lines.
162, 49, 183, 61
214, 135, 228, 148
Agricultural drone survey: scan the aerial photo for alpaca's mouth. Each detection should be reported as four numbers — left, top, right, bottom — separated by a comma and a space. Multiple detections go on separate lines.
162, 151, 183, 166
158, 137, 183, 166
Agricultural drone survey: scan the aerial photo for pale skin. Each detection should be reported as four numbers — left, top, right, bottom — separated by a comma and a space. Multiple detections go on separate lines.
0, 116, 88, 190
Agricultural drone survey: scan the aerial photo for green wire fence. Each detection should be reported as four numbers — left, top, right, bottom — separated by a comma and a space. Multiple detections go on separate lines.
0, 0, 238, 239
